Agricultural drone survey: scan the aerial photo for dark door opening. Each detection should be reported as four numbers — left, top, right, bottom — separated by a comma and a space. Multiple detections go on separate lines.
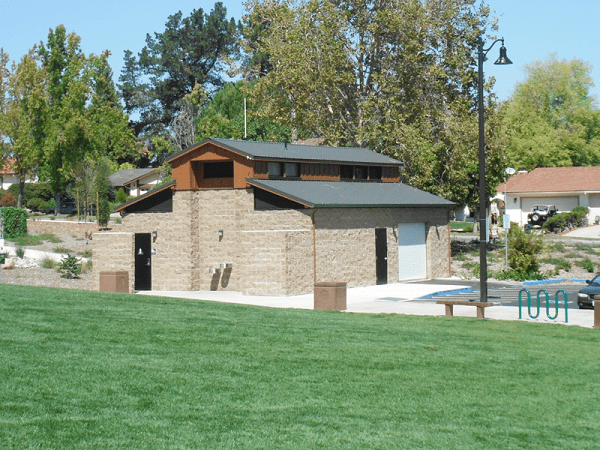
135, 233, 151, 291
375, 228, 388, 285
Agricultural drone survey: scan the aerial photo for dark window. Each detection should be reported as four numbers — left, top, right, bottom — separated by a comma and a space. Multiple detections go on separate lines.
340, 165, 353, 179
369, 166, 382, 180
203, 161, 233, 179
268, 162, 283, 177
355, 166, 368, 180
285, 162, 300, 177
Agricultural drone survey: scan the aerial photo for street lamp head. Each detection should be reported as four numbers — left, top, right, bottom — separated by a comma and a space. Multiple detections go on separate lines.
494, 39, 512, 65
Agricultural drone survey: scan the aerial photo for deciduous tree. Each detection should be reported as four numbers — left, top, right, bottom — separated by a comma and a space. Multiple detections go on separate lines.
502, 55, 600, 171
0, 48, 47, 207
242, 0, 505, 206
37, 26, 134, 212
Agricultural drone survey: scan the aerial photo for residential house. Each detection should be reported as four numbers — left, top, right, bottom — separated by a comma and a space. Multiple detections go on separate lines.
108, 168, 160, 197
497, 166, 600, 225
0, 159, 36, 190
94, 138, 454, 295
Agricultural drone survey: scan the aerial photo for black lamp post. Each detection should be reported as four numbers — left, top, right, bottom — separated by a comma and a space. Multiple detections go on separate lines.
478, 36, 512, 303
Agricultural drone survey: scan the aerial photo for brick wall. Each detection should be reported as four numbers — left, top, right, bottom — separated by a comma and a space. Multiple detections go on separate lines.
27, 220, 120, 237
93, 232, 135, 292
97, 189, 450, 295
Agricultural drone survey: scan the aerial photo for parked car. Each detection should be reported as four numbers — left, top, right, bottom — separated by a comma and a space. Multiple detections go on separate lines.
58, 201, 77, 215
527, 205, 557, 225
577, 273, 600, 309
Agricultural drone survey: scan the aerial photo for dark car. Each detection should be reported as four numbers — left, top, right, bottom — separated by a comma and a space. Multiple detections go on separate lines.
59, 201, 77, 215
577, 273, 600, 309
527, 205, 557, 225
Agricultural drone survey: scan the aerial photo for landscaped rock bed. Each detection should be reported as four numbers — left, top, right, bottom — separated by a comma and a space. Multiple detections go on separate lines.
452, 234, 600, 281
1, 233, 94, 290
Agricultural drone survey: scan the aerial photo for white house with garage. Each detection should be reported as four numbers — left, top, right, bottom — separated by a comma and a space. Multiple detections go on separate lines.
497, 166, 600, 225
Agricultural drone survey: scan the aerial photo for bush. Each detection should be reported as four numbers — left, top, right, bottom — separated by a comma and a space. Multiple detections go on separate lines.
27, 197, 49, 213
7, 183, 53, 205
59, 254, 81, 279
115, 188, 128, 204
543, 206, 589, 233
0, 207, 27, 239
508, 223, 543, 275
1, 193, 17, 207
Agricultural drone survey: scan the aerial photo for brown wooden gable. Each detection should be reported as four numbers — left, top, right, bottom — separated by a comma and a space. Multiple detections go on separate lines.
171, 142, 253, 190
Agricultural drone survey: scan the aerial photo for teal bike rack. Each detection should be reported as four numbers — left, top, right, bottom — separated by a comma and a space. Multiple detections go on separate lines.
518, 288, 568, 323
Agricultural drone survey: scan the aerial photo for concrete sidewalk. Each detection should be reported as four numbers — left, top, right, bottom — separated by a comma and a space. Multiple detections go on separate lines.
136, 281, 595, 329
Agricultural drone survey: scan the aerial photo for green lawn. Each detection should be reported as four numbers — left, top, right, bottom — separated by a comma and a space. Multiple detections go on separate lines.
1, 285, 599, 449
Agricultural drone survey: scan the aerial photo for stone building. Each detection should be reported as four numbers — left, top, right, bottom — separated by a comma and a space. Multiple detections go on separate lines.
94, 138, 454, 295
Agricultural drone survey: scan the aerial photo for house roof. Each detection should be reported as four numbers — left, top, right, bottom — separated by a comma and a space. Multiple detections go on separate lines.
115, 181, 176, 212
498, 167, 600, 194
0, 159, 17, 175
109, 168, 156, 187
167, 138, 404, 166
246, 179, 454, 208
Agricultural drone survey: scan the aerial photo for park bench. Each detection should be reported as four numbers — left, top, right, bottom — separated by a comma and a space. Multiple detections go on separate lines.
436, 299, 494, 319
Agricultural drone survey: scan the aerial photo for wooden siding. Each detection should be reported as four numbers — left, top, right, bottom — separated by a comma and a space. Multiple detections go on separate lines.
171, 142, 253, 190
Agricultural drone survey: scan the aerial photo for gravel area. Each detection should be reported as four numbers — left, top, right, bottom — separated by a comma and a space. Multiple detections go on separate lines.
1, 233, 94, 290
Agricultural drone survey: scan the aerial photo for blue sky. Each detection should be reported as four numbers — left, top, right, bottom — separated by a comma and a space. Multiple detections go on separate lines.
1, 0, 599, 103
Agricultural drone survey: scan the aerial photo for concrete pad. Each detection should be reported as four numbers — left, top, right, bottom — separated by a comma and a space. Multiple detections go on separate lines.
136, 281, 596, 328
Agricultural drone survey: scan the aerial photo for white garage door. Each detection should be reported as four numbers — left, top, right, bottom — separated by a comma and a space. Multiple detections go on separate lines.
521, 197, 578, 223
397, 223, 426, 280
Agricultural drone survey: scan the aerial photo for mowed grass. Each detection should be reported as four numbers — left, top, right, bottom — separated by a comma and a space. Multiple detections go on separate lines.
1, 285, 599, 449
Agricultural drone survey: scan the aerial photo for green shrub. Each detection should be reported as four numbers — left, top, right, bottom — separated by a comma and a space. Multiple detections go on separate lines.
7, 183, 53, 205
508, 223, 543, 275
58, 254, 81, 279
543, 206, 589, 233
577, 258, 596, 273
16, 247, 25, 259
115, 188, 128, 204
27, 197, 49, 213
0, 207, 27, 239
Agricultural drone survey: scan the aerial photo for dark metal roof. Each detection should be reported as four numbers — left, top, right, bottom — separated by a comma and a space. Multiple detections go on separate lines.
115, 181, 176, 213
246, 179, 454, 208
109, 168, 156, 187
167, 138, 403, 166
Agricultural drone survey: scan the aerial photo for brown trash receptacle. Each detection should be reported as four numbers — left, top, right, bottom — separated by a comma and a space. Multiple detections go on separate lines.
99, 271, 129, 293
314, 282, 347, 311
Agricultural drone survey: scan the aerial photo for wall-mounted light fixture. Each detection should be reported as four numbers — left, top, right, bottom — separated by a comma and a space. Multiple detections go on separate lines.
209, 267, 221, 275
220, 262, 232, 269
152, 231, 157, 241
218, 230, 224, 241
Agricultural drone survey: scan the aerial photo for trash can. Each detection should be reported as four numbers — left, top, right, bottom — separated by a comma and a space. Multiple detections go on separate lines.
314, 282, 347, 311
99, 271, 129, 293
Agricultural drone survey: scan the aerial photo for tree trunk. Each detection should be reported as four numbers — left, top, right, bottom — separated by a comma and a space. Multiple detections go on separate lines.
55, 193, 60, 216
18, 174, 25, 209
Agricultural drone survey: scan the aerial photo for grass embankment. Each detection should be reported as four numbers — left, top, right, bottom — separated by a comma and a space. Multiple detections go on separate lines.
1, 285, 599, 449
